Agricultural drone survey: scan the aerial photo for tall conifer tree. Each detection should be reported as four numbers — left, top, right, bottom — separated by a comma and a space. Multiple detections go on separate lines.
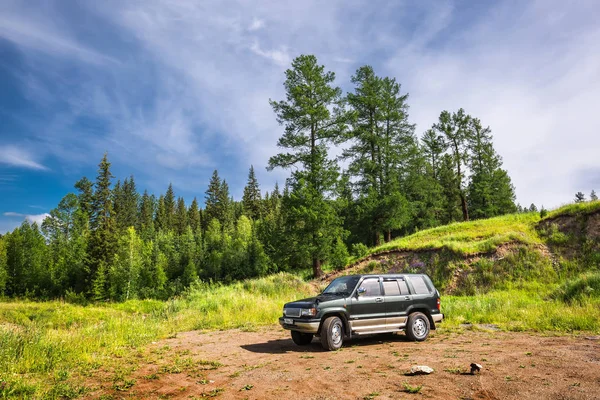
268, 54, 346, 278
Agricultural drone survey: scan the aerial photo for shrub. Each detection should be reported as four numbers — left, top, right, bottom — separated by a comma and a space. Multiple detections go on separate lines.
351, 243, 369, 258
329, 238, 350, 271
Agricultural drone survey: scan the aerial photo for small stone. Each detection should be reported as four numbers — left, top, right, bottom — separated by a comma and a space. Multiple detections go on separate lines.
407, 365, 434, 375
470, 363, 482, 374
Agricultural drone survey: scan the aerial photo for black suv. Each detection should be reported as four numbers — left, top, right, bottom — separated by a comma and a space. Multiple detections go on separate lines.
279, 274, 443, 350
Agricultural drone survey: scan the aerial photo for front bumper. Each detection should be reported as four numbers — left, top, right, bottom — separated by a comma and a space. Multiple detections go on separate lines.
279, 317, 320, 334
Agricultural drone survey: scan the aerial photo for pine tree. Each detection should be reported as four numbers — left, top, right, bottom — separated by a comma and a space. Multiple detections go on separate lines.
138, 190, 155, 239
205, 170, 223, 227
574, 192, 585, 203
155, 195, 167, 232
120, 176, 139, 231
242, 165, 262, 220
433, 109, 471, 221
268, 54, 346, 278
164, 184, 176, 231
88, 153, 117, 293
590, 190, 598, 201
74, 176, 94, 225
0, 236, 7, 296
174, 197, 188, 235
188, 197, 201, 232
218, 180, 233, 231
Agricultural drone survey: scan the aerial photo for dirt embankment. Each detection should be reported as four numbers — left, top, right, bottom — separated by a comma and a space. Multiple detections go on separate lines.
88, 328, 600, 400
322, 242, 550, 294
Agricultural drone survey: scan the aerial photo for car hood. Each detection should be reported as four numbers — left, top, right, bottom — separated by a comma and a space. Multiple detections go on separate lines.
284, 294, 346, 308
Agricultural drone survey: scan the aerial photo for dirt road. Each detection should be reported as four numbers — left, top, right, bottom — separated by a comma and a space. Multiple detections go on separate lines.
92, 327, 600, 399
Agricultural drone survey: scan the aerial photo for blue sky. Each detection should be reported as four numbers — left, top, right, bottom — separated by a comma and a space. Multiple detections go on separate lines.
1, 0, 599, 233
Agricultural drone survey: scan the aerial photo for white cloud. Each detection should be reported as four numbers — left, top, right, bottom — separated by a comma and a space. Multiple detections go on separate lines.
0, 146, 48, 171
249, 41, 291, 67
2, 0, 599, 209
248, 17, 265, 31
384, 0, 600, 208
2, 212, 50, 226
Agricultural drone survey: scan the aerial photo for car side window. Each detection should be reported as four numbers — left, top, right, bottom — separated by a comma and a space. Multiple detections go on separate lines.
359, 278, 381, 296
398, 279, 409, 295
407, 276, 431, 295
383, 280, 400, 296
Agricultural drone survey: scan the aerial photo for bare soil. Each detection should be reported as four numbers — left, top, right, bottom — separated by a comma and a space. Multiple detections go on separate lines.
89, 327, 600, 400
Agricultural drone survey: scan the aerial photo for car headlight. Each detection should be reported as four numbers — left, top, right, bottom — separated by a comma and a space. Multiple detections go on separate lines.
300, 308, 317, 317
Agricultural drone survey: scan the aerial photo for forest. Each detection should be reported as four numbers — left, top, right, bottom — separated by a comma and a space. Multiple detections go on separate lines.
0, 55, 519, 301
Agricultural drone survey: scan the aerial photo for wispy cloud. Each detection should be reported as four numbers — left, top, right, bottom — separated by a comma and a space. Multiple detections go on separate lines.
0, 146, 48, 171
0, 11, 119, 65
248, 17, 265, 31
3, 212, 50, 226
0, 0, 598, 209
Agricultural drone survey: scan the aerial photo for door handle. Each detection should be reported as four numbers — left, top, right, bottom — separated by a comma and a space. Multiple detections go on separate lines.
375, 297, 384, 303
404, 296, 410, 300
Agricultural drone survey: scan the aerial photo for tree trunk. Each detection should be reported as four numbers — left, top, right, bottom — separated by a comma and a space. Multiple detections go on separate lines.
385, 230, 391, 243
460, 192, 469, 221
312, 258, 323, 279
374, 231, 380, 247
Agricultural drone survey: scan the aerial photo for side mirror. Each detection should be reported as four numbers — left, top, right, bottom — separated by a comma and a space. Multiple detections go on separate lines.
357, 287, 367, 296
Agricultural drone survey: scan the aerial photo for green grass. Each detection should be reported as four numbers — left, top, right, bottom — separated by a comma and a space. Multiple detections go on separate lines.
356, 213, 541, 259
443, 286, 600, 332
544, 200, 600, 220
0, 273, 314, 399
554, 272, 600, 303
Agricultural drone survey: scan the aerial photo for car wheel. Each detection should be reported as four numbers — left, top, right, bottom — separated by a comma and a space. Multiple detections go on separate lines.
406, 312, 430, 341
320, 316, 344, 351
291, 330, 313, 346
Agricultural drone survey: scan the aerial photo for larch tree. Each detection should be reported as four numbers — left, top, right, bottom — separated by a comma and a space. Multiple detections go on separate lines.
433, 109, 471, 221
268, 54, 346, 278
466, 118, 516, 218
344, 66, 412, 244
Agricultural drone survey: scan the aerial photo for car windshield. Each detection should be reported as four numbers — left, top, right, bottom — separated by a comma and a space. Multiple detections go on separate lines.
322, 276, 361, 296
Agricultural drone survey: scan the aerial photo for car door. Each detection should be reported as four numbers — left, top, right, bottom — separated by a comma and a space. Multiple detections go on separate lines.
383, 277, 412, 329
348, 277, 386, 334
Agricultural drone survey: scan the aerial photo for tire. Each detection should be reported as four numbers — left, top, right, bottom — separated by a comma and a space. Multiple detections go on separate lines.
320, 316, 344, 351
405, 312, 430, 341
291, 330, 313, 346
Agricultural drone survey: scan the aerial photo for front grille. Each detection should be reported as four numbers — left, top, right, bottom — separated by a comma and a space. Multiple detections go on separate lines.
284, 308, 301, 317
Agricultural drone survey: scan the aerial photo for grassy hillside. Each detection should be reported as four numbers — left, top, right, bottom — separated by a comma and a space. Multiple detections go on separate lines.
361, 212, 542, 257
1, 202, 600, 398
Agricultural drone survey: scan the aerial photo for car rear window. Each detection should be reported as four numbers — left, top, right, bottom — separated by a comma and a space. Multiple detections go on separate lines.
407, 276, 431, 295
383, 280, 400, 296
